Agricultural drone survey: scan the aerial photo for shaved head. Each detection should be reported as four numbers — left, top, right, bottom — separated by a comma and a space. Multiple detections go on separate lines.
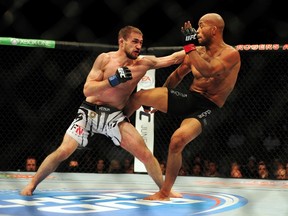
199, 13, 225, 33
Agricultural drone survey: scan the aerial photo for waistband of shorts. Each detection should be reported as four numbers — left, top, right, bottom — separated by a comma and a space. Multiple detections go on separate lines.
81, 101, 120, 113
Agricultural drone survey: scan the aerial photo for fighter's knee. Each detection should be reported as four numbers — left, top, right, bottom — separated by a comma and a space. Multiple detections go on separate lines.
169, 136, 186, 153
55, 147, 73, 161
135, 89, 149, 99
136, 149, 154, 164
129, 91, 143, 107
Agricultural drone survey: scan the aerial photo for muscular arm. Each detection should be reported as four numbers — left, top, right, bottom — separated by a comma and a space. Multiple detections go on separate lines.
187, 47, 240, 78
163, 56, 191, 88
83, 53, 111, 97
143, 50, 186, 70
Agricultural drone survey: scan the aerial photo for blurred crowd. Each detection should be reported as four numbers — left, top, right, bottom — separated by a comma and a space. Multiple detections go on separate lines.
21, 154, 288, 180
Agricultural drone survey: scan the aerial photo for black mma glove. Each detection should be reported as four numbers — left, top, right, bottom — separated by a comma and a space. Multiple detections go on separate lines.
181, 22, 198, 54
108, 66, 132, 87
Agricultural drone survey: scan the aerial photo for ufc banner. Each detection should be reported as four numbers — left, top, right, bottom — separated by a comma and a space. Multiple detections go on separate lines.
134, 68, 155, 172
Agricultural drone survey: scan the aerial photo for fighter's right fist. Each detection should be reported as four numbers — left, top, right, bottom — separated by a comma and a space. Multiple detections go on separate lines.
181, 21, 198, 54
108, 66, 132, 87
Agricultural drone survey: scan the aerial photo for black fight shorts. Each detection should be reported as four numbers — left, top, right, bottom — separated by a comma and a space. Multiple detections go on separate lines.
167, 89, 219, 128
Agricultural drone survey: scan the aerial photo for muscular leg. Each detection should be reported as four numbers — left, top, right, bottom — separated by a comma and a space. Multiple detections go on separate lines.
119, 121, 164, 188
144, 118, 202, 200
124, 87, 168, 117
20, 134, 78, 196
119, 121, 182, 198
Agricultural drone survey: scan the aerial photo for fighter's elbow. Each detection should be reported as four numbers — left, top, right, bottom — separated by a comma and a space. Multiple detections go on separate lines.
83, 84, 91, 97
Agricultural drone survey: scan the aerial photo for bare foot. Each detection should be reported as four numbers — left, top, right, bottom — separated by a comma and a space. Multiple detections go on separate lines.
20, 185, 35, 196
169, 190, 182, 198
143, 191, 170, 201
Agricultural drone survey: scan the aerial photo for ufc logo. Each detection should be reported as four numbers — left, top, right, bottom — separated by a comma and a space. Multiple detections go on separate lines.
186, 34, 197, 41
118, 68, 125, 78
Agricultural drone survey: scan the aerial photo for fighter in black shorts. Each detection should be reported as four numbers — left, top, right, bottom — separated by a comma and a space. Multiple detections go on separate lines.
124, 13, 241, 201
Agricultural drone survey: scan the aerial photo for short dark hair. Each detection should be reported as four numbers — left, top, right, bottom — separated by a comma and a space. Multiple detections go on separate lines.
118, 25, 143, 40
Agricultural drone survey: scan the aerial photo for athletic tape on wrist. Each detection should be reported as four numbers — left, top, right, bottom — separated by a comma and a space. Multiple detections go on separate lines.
108, 75, 120, 87
184, 44, 196, 54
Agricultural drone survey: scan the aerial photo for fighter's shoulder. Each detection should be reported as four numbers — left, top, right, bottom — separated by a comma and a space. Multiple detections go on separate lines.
96, 52, 116, 65
97, 51, 115, 59
224, 45, 239, 54
218, 45, 240, 61
196, 46, 206, 52
220, 45, 241, 68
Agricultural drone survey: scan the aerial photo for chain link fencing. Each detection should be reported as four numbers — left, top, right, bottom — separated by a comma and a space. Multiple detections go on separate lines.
1, 41, 287, 179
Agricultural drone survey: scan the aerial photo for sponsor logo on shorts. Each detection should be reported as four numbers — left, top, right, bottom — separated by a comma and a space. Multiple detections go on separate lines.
70, 124, 84, 135
171, 89, 187, 97
99, 107, 111, 112
198, 109, 212, 118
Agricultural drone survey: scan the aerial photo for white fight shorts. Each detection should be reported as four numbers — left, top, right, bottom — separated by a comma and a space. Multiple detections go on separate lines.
66, 101, 127, 147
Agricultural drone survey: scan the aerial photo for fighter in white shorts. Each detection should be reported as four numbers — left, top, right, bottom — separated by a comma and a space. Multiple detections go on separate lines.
66, 101, 128, 147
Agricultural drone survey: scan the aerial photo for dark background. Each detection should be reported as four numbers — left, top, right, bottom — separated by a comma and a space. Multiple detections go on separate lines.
1, 0, 287, 46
